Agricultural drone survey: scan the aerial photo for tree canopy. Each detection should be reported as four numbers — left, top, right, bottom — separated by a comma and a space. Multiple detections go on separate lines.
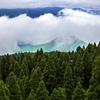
0, 42, 100, 100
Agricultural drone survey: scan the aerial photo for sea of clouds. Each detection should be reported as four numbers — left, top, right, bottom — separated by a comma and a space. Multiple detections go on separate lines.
0, 8, 100, 54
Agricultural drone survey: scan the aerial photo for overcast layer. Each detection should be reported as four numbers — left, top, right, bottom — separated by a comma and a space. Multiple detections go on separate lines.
0, 8, 100, 54
0, 0, 100, 8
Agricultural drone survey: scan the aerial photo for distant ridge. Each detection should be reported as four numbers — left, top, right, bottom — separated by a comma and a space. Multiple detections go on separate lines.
0, 7, 63, 18
0, 7, 100, 18
17, 36, 87, 53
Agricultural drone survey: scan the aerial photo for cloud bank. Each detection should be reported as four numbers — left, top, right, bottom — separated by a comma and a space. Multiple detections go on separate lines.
0, 0, 100, 8
0, 8, 100, 54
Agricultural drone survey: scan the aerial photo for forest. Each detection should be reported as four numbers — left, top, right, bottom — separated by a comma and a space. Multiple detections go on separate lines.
0, 42, 100, 100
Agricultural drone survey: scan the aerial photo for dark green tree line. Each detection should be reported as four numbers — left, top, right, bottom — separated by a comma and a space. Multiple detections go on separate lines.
0, 43, 100, 100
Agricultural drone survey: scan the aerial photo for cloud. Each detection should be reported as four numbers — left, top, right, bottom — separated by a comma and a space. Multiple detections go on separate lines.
0, 0, 100, 8
0, 8, 100, 54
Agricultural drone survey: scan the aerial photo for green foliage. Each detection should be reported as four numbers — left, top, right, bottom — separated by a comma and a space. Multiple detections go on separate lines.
30, 67, 43, 92
36, 80, 50, 100
22, 76, 30, 99
50, 87, 66, 100
26, 89, 36, 100
0, 42, 100, 100
63, 63, 74, 100
83, 50, 92, 88
0, 80, 10, 100
43, 58, 57, 93
6, 72, 23, 100
9, 60, 20, 77
85, 56, 100, 100
74, 54, 84, 85
0, 55, 10, 81
72, 82, 86, 100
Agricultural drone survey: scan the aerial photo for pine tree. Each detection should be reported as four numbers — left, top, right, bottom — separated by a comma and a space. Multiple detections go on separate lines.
83, 50, 92, 88
9, 60, 20, 77
22, 76, 31, 99
63, 53, 71, 63
0, 60, 2, 79
39, 48, 43, 55
21, 57, 30, 77
43, 58, 57, 93
85, 56, 100, 100
0, 55, 10, 81
26, 89, 36, 100
97, 41, 100, 55
39, 58, 46, 72
74, 54, 84, 85
6, 72, 23, 100
36, 80, 50, 100
72, 82, 86, 100
50, 87, 66, 100
0, 80, 10, 100
19, 69, 25, 79
30, 67, 42, 92
63, 63, 74, 100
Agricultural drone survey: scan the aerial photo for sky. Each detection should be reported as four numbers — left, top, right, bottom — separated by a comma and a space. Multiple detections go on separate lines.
0, 0, 100, 54
0, 8, 100, 54
0, 0, 100, 8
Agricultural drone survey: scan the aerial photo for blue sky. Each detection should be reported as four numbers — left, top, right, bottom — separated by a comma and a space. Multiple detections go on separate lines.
0, 0, 100, 8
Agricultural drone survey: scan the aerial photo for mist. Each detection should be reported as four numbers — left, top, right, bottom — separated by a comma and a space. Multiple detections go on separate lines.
0, 8, 100, 54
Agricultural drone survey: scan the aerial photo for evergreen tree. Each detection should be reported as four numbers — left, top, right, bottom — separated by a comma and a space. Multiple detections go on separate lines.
6, 72, 23, 100
43, 58, 57, 93
83, 50, 92, 88
30, 67, 42, 92
25, 53, 34, 74
50, 87, 66, 100
0, 60, 2, 79
39, 48, 43, 55
36, 80, 50, 100
74, 54, 84, 85
19, 69, 25, 79
39, 58, 46, 72
0, 80, 10, 100
0, 55, 10, 81
85, 56, 100, 100
21, 57, 30, 77
22, 76, 31, 99
26, 89, 36, 100
9, 60, 20, 77
97, 41, 100, 55
63, 53, 71, 63
63, 63, 74, 100
72, 82, 86, 100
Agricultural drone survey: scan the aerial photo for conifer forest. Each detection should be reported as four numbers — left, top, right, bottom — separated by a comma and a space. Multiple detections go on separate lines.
0, 42, 100, 100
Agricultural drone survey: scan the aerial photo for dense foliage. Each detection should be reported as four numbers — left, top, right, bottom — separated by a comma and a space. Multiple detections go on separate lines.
0, 42, 100, 100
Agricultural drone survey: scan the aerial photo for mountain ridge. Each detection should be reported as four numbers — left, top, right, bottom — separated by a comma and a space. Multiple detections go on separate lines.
0, 7, 100, 18
17, 36, 87, 53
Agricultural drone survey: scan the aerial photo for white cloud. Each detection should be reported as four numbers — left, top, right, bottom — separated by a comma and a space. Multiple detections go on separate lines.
0, 0, 100, 8
0, 8, 100, 54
